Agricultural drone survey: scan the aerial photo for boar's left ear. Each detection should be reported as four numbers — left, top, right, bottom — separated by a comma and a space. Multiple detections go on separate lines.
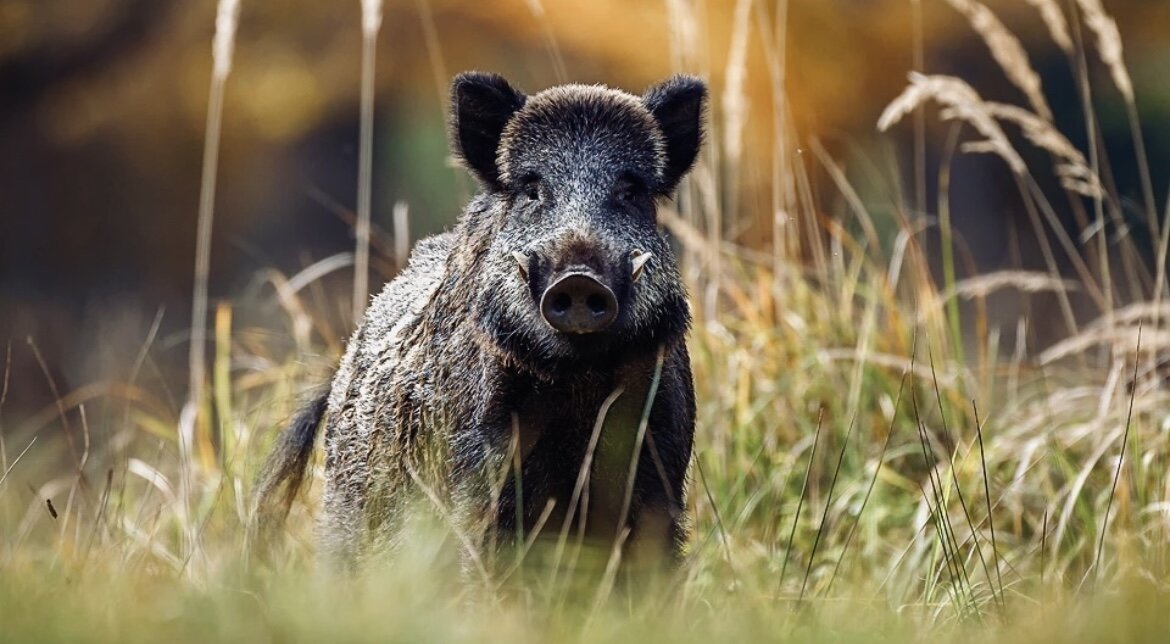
643, 75, 707, 195
450, 72, 527, 189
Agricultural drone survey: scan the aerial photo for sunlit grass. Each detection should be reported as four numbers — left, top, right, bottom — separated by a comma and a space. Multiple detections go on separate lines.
2, 0, 1170, 641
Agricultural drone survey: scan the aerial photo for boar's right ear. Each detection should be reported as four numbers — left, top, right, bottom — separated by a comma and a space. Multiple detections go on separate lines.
643, 75, 707, 195
450, 72, 527, 189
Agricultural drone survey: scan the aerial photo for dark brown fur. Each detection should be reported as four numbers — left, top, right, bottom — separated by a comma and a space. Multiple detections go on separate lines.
253, 72, 706, 574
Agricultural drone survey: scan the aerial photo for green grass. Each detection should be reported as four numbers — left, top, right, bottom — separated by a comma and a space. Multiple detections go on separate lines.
4, 0, 1170, 640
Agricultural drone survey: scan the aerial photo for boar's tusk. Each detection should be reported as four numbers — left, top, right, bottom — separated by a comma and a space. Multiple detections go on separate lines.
630, 250, 653, 283
511, 251, 530, 280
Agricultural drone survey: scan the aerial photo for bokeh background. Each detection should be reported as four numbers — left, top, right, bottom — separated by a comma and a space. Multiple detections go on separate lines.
2, 0, 1168, 424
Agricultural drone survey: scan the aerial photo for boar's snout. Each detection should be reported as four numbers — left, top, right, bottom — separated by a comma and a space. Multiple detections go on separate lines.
539, 271, 618, 334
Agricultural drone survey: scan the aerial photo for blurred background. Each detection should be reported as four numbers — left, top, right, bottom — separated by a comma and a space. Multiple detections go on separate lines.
1, 0, 1168, 425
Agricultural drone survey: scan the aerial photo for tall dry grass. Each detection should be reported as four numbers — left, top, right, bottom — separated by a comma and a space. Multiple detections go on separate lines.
181, 0, 240, 571
352, 0, 384, 324
2, 0, 1170, 640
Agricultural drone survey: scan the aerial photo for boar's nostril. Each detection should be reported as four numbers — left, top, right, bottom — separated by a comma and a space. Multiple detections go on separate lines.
540, 273, 618, 334
586, 293, 608, 315
551, 292, 572, 315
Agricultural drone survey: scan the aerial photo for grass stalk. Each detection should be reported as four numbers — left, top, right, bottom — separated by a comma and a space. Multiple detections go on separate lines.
694, 454, 738, 579
183, 0, 240, 567
779, 407, 823, 592
929, 350, 996, 610
353, 0, 383, 324
799, 416, 856, 601
972, 400, 1004, 610
938, 124, 965, 367
549, 386, 624, 591
1091, 324, 1142, 585
0, 340, 9, 475
613, 346, 667, 547
826, 372, 907, 594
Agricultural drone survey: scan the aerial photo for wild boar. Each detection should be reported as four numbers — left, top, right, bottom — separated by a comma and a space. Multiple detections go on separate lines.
254, 71, 706, 574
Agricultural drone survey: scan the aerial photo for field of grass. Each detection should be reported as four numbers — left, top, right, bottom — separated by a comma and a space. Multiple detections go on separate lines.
4, 0, 1170, 641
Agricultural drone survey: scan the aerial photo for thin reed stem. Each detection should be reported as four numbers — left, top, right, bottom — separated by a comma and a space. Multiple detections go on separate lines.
353, 0, 383, 323
826, 372, 907, 594
912, 0, 926, 233
183, 0, 239, 570
799, 416, 856, 602
972, 400, 1005, 610
1091, 323, 1142, 585
779, 406, 823, 592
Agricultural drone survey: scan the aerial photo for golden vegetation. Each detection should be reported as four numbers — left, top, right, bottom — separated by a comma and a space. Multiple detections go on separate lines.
3, 0, 1170, 641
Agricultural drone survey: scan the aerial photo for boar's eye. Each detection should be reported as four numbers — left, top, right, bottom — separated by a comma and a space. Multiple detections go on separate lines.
518, 175, 542, 202
614, 175, 647, 210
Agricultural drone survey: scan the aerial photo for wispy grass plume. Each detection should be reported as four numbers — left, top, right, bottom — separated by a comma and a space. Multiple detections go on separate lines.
879, 72, 1024, 174
1026, 0, 1073, 53
944, 0, 1053, 121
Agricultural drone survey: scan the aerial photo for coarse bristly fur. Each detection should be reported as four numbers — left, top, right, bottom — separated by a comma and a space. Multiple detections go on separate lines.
253, 71, 707, 577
